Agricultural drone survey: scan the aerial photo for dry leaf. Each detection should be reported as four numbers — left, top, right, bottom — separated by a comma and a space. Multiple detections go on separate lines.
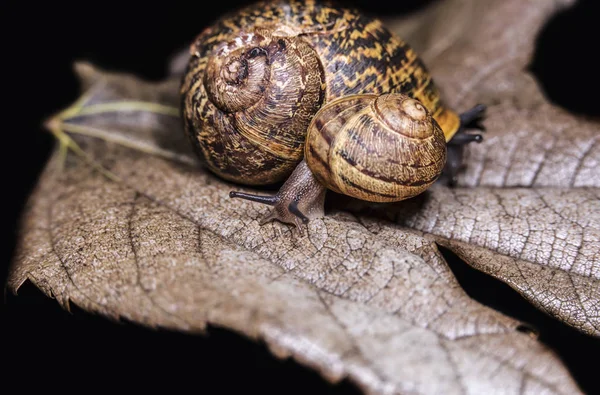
382, 0, 599, 336
9, 0, 599, 393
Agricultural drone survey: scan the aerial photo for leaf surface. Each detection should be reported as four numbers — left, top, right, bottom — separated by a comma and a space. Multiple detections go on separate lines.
10, 0, 599, 393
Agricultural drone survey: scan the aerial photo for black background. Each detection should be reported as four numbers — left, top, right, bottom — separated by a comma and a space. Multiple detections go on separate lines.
2, 0, 599, 393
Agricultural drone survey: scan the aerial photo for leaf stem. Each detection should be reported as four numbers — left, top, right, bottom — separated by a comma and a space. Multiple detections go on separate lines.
73, 101, 180, 117
44, 117, 122, 183
42, 97, 183, 179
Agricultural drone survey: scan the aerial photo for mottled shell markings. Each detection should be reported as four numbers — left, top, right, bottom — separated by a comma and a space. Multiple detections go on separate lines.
180, 0, 460, 186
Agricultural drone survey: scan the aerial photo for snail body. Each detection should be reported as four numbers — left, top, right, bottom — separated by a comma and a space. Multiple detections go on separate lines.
181, 0, 485, 231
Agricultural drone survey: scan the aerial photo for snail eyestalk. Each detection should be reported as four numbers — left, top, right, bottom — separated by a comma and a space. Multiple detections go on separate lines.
459, 104, 487, 126
444, 104, 487, 185
451, 103, 486, 145
229, 192, 278, 206
448, 132, 483, 145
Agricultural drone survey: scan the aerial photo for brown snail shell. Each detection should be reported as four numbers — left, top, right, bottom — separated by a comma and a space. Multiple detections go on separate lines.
305, 93, 447, 202
180, 0, 461, 187
184, 28, 325, 185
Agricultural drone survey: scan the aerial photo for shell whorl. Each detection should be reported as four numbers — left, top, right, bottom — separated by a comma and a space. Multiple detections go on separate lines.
305, 93, 447, 202
204, 43, 271, 114
182, 28, 325, 185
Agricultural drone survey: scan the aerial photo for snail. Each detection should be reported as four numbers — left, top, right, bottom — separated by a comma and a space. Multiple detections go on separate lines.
180, 0, 485, 230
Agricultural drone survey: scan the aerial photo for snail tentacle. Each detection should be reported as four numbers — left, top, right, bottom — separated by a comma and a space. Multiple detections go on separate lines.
444, 104, 487, 185
228, 192, 278, 206
288, 201, 310, 224
449, 133, 483, 145
459, 104, 487, 126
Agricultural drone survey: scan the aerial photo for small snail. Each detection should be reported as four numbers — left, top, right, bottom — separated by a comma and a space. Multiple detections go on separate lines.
180, 0, 484, 230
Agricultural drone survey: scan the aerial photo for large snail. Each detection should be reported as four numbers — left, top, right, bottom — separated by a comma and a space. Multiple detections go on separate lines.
180, 0, 484, 231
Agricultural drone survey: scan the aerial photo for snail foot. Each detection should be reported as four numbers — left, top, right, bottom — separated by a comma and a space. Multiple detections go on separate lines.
229, 159, 327, 236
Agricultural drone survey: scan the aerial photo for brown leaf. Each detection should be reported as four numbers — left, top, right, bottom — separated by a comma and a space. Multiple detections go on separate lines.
382, 0, 600, 336
9, 64, 583, 394
8, 0, 599, 393
356, 186, 599, 336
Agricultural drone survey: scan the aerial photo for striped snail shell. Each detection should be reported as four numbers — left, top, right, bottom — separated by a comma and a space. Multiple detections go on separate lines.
230, 93, 447, 231
183, 27, 325, 185
305, 93, 447, 202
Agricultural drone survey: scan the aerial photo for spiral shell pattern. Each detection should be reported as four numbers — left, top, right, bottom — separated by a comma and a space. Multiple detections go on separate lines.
182, 28, 325, 185
305, 93, 447, 202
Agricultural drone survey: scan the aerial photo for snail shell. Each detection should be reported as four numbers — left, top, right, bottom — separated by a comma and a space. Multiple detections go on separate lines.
185, 29, 325, 185
180, 0, 460, 186
305, 93, 447, 202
